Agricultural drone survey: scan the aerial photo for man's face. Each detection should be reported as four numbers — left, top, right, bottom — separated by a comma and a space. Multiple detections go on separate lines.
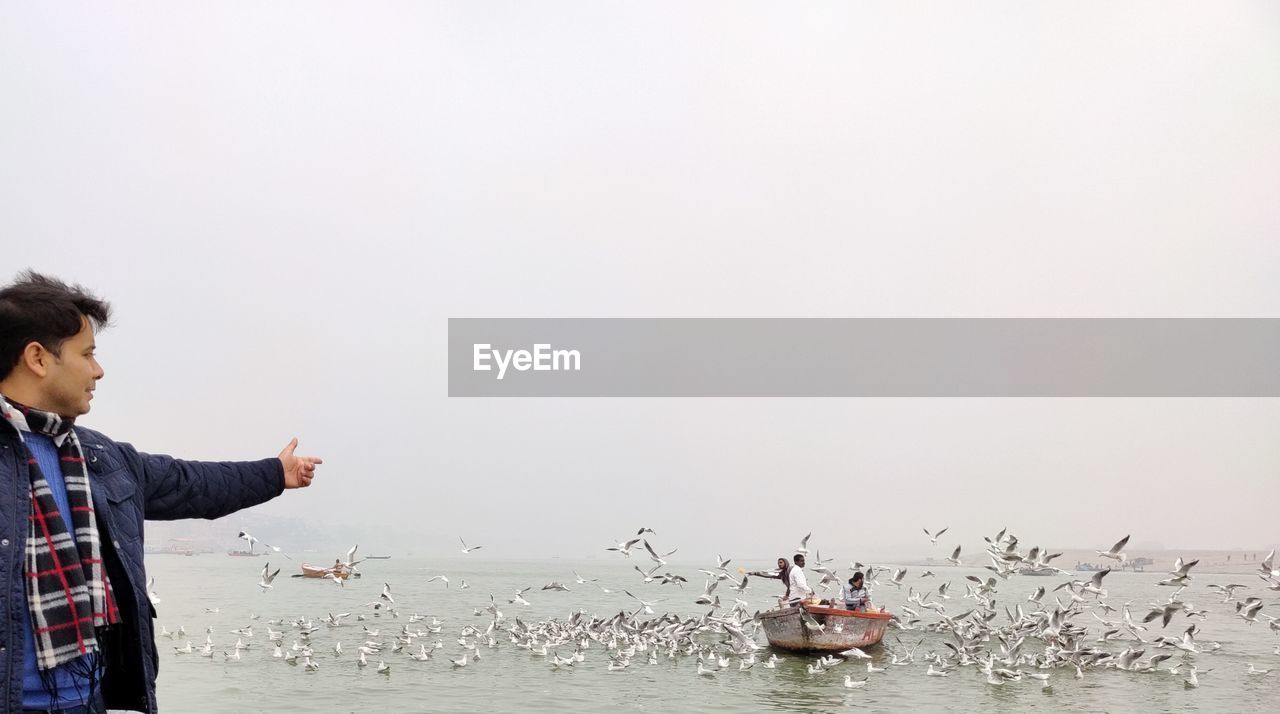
39, 318, 104, 418
794, 556, 805, 568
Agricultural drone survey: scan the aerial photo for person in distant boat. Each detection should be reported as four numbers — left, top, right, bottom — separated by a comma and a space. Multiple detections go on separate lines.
747, 557, 792, 602
839, 572, 870, 611
786, 554, 814, 606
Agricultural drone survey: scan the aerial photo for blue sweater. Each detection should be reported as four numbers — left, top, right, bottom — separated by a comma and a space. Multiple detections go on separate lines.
20, 432, 98, 709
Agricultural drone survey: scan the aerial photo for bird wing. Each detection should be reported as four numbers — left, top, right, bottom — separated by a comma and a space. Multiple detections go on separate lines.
1109, 535, 1130, 555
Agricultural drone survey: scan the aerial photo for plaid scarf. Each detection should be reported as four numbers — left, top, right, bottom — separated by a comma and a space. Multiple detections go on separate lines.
0, 397, 119, 671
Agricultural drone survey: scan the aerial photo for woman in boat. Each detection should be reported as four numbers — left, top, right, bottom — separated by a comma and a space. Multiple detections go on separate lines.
747, 557, 792, 602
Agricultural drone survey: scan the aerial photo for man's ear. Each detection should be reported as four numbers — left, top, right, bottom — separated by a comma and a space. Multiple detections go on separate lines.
22, 342, 52, 377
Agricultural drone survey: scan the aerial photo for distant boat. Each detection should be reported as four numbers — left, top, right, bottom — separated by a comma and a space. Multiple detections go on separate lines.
227, 550, 261, 557
298, 563, 360, 579
759, 603, 891, 653
1020, 566, 1056, 576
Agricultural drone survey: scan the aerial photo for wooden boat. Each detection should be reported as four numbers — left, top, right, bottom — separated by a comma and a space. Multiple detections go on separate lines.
299, 563, 359, 579
759, 603, 891, 653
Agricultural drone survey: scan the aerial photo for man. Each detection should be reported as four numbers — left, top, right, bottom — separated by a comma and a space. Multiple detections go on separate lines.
0, 272, 321, 713
839, 572, 870, 612
787, 553, 814, 606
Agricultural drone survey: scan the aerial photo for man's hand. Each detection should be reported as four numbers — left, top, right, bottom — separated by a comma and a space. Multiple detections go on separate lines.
278, 437, 322, 489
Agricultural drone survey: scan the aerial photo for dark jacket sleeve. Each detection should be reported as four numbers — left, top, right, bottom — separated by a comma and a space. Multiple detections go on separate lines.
128, 447, 285, 521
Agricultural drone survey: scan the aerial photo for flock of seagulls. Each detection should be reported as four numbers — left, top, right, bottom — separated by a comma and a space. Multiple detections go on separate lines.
152, 527, 1278, 703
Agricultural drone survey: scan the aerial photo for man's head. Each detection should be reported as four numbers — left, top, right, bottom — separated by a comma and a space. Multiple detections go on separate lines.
793, 554, 806, 568
0, 271, 111, 419
852, 571, 864, 587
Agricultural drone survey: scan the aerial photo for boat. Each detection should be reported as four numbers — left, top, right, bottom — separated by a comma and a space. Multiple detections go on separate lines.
1020, 566, 1057, 576
759, 603, 892, 653
299, 563, 360, 579
227, 549, 261, 557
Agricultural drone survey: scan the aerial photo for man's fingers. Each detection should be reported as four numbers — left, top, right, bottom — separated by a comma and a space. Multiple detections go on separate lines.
279, 437, 299, 457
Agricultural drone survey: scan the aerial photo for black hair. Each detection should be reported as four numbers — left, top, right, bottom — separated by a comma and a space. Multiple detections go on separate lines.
0, 271, 111, 381
852, 571, 864, 583
793, 554, 805, 565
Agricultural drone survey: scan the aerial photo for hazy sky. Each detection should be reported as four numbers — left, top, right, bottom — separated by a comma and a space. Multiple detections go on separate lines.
1, 2, 1277, 558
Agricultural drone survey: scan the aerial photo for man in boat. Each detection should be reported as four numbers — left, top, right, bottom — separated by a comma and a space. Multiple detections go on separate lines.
747, 557, 792, 602
0, 272, 322, 713
838, 572, 870, 612
785, 554, 815, 607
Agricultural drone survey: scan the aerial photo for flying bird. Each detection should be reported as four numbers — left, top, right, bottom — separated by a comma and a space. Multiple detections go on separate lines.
257, 563, 281, 592
1096, 535, 1130, 563
923, 527, 949, 544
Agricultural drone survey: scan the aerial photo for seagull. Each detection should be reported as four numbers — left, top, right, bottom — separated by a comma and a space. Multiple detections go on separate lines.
1237, 598, 1265, 624
572, 571, 597, 585
642, 540, 677, 565
636, 527, 656, 536
843, 675, 867, 688
426, 575, 450, 588
146, 577, 161, 605
1159, 557, 1199, 587
1246, 664, 1272, 675
607, 538, 642, 557
839, 646, 871, 660
923, 527, 949, 545
459, 537, 483, 554
634, 564, 662, 583
542, 582, 570, 592
258, 563, 280, 592
1096, 535, 1130, 563
380, 583, 395, 604
624, 590, 657, 616
797, 532, 812, 555
946, 546, 962, 566
1183, 665, 1202, 689
377, 660, 390, 674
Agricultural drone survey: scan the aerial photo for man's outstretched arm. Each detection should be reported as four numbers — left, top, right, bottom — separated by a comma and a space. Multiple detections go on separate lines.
137, 438, 321, 521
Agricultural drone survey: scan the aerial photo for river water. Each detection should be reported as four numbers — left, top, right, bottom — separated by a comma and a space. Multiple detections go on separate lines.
146, 554, 1278, 712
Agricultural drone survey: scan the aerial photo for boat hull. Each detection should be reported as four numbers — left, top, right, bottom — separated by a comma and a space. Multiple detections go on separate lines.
759, 604, 891, 653
300, 564, 358, 579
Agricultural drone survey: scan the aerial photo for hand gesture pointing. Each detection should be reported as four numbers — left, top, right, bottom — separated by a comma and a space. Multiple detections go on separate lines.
278, 437, 322, 489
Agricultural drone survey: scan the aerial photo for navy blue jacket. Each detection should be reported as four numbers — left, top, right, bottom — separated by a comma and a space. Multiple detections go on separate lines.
1, 425, 284, 713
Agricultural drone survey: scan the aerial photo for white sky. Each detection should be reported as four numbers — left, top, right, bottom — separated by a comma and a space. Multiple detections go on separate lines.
1, 2, 1277, 557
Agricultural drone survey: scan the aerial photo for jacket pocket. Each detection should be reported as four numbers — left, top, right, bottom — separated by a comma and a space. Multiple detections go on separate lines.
97, 473, 142, 544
